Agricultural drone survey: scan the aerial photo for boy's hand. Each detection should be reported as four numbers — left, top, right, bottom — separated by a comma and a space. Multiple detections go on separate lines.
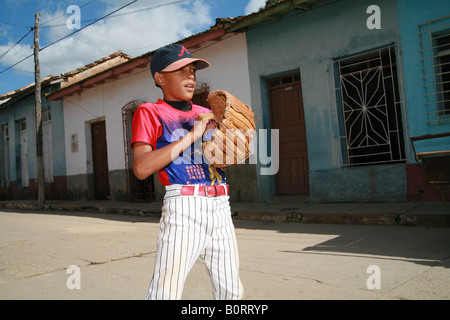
192, 113, 219, 141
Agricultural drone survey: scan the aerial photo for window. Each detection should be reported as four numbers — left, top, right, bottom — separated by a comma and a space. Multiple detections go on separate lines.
435, 33, 450, 115
334, 45, 406, 166
122, 100, 154, 202
0, 123, 10, 188
192, 82, 210, 109
18, 118, 26, 132
419, 15, 450, 124
42, 107, 51, 123
42, 108, 53, 183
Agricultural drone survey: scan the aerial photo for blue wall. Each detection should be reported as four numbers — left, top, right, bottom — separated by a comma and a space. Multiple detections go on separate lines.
398, 0, 450, 155
0, 84, 66, 195
246, 0, 408, 202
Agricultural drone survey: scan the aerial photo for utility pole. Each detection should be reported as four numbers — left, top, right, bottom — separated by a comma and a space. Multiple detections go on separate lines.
34, 12, 45, 210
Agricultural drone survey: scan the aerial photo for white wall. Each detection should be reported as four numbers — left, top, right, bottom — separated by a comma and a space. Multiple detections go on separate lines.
194, 33, 251, 105
63, 68, 155, 176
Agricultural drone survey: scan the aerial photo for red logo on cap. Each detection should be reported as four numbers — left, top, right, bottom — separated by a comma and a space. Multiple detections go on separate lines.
178, 45, 190, 57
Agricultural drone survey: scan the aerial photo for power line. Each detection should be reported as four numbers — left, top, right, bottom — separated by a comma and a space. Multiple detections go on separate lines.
40, 0, 98, 27
0, 21, 31, 29
39, 0, 139, 52
0, 52, 33, 75
40, 0, 187, 28
0, 28, 33, 60
0, 0, 190, 76
0, 0, 98, 30
0, 0, 138, 75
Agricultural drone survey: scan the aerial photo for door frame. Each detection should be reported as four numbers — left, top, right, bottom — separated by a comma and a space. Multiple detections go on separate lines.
91, 120, 110, 200
266, 72, 310, 195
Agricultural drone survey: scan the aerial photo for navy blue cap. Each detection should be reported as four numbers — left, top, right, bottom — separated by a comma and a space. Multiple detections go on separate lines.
150, 44, 209, 78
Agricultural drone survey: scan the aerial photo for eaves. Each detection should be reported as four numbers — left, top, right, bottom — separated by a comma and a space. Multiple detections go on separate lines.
227, 0, 321, 32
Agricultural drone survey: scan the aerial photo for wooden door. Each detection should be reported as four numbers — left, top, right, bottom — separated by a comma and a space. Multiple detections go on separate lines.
268, 74, 309, 195
91, 121, 110, 200
19, 119, 29, 188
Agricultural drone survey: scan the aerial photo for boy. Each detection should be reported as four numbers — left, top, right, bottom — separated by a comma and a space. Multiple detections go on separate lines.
131, 44, 244, 300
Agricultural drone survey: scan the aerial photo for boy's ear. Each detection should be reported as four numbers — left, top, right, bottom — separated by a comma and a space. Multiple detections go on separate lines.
154, 72, 165, 87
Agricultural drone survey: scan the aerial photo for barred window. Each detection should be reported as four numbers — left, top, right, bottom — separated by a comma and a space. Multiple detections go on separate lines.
192, 82, 210, 109
333, 45, 406, 166
419, 15, 450, 124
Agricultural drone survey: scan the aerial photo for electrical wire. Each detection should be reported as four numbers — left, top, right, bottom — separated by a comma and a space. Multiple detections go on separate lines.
40, 0, 98, 27
0, 0, 139, 75
0, 28, 33, 60
0, 21, 31, 28
39, 0, 139, 52
0, 0, 190, 76
40, 0, 187, 28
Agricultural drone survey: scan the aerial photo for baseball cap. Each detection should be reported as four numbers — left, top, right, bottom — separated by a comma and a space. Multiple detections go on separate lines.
150, 44, 210, 78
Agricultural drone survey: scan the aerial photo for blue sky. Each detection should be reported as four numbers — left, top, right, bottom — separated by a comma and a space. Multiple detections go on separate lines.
0, 0, 266, 95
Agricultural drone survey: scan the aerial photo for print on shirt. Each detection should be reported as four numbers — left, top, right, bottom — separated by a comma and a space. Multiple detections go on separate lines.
131, 100, 225, 186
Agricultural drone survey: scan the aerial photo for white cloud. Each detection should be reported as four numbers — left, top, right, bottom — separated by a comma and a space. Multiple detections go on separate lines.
245, 0, 266, 15
0, 42, 34, 75
1, 0, 214, 78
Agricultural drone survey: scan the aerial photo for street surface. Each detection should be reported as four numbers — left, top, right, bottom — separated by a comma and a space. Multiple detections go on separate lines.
0, 209, 449, 300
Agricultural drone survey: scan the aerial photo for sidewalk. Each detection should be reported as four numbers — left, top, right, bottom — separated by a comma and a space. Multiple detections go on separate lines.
0, 207, 449, 300
1, 198, 449, 227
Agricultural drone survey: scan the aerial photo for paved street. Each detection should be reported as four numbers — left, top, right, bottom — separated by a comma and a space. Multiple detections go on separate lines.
0, 208, 449, 300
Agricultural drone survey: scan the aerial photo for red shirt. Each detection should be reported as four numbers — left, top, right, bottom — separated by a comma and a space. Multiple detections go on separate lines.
131, 99, 225, 186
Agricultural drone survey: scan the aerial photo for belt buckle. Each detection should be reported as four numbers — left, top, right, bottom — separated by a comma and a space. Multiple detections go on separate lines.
205, 185, 218, 197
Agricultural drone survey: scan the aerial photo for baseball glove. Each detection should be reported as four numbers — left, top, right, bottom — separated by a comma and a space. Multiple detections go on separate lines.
203, 90, 257, 168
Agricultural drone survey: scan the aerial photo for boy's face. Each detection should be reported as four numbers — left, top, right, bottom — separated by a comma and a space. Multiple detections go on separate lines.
156, 63, 197, 101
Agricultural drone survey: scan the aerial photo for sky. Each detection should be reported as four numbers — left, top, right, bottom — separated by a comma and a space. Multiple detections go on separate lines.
0, 0, 267, 96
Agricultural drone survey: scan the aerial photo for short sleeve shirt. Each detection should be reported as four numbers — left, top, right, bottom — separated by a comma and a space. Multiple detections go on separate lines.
131, 99, 225, 186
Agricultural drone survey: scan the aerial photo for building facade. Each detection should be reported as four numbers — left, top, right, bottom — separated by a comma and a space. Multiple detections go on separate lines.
398, 0, 450, 201
0, 77, 67, 200
238, 0, 449, 202
46, 31, 254, 202
2, 0, 449, 204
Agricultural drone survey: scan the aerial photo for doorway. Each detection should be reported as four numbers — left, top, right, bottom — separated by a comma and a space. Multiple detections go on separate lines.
268, 73, 309, 195
18, 119, 29, 189
122, 101, 154, 202
91, 121, 110, 200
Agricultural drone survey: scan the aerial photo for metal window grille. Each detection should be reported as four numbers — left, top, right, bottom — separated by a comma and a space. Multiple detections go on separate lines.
122, 100, 155, 202
192, 82, 210, 108
333, 44, 406, 166
419, 15, 450, 125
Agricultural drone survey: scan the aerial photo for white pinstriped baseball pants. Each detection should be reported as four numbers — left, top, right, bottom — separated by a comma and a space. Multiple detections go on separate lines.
146, 185, 244, 300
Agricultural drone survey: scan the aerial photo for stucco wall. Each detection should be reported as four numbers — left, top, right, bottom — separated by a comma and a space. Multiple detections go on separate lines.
0, 85, 66, 199
398, 0, 450, 152
246, 0, 407, 202
397, 0, 450, 201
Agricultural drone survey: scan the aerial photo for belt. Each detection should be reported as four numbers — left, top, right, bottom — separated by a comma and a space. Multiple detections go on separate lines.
180, 185, 229, 197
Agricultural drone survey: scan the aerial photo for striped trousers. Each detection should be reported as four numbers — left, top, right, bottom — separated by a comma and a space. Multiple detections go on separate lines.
146, 185, 244, 300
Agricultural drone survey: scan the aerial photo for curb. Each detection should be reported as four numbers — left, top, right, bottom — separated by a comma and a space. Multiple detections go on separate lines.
233, 210, 450, 228
1, 201, 449, 228
0, 202, 162, 217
